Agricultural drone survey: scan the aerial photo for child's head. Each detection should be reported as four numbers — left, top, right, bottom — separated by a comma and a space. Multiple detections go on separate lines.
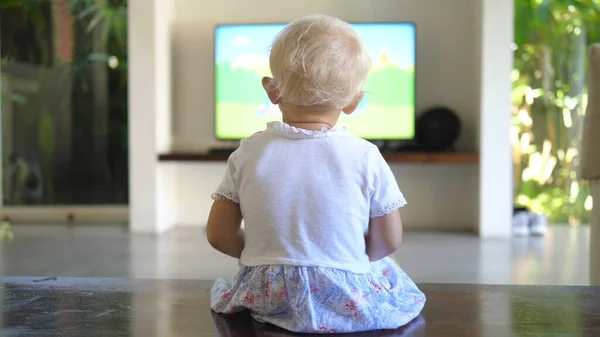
262, 15, 371, 117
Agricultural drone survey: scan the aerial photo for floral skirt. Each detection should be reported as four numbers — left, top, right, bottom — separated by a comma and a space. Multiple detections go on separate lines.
210, 257, 426, 333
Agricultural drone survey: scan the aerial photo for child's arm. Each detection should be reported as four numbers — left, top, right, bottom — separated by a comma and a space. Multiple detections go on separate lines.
207, 149, 243, 258
365, 210, 403, 261
206, 199, 244, 258
364, 146, 406, 262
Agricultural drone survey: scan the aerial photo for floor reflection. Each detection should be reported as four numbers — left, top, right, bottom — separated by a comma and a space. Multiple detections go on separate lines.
1, 281, 130, 336
0, 278, 429, 336
2, 278, 600, 336
508, 288, 585, 337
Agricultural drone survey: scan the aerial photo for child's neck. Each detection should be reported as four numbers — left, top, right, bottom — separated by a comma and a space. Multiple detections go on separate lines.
281, 104, 340, 131
284, 120, 334, 131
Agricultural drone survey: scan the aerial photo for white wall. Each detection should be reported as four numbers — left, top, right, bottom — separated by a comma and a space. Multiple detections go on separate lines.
168, 0, 482, 231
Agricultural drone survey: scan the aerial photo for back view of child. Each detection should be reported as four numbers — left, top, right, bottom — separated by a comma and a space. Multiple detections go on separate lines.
206, 15, 425, 333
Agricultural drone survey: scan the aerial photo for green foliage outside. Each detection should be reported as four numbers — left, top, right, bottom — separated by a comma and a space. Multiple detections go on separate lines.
0, 221, 13, 241
512, 0, 600, 224
0, 0, 128, 206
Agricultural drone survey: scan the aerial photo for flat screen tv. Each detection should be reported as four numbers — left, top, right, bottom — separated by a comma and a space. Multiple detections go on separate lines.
214, 22, 416, 140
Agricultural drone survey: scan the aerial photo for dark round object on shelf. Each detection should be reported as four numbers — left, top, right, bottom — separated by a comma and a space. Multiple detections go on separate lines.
416, 106, 462, 151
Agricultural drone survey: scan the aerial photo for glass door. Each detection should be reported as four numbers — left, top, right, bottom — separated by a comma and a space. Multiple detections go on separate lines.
511, 0, 599, 225
0, 0, 128, 223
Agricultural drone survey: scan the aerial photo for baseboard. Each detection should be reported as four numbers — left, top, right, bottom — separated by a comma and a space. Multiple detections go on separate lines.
0, 206, 129, 224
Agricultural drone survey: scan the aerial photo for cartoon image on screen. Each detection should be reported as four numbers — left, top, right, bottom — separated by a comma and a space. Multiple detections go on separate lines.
215, 23, 415, 140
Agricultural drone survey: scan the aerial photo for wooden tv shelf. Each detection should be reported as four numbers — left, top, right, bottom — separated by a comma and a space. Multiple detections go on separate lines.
158, 152, 479, 164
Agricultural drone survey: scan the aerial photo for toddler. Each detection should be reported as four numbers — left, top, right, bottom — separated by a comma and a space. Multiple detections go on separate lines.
207, 14, 425, 333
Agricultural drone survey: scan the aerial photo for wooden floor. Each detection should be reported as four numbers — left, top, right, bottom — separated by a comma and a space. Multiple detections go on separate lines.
1, 277, 599, 336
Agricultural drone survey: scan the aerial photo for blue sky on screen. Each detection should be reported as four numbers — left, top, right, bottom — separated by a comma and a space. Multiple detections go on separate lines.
215, 23, 415, 69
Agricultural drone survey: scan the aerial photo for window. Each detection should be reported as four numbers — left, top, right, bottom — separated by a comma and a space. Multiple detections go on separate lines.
0, 0, 128, 205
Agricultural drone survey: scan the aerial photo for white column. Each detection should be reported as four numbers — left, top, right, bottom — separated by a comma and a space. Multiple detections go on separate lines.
478, 0, 514, 238
128, 0, 175, 233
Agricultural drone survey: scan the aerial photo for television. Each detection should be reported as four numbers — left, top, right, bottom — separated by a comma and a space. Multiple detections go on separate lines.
214, 22, 416, 141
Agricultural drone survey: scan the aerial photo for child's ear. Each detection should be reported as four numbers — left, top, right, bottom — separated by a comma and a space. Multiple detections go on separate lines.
342, 91, 365, 115
262, 77, 280, 104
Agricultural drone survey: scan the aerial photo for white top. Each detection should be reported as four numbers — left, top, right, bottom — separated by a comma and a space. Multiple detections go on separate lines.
212, 121, 406, 273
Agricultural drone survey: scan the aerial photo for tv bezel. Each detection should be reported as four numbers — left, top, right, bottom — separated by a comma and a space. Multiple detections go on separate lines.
213, 21, 417, 142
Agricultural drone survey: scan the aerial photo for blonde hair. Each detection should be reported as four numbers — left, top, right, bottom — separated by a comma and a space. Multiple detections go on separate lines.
267, 15, 371, 109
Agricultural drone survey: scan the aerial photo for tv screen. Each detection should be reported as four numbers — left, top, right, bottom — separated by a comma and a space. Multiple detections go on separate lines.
214, 22, 416, 140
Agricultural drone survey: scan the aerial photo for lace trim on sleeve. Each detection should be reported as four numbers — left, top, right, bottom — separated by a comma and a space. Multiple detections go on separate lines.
211, 187, 240, 203
370, 199, 407, 218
